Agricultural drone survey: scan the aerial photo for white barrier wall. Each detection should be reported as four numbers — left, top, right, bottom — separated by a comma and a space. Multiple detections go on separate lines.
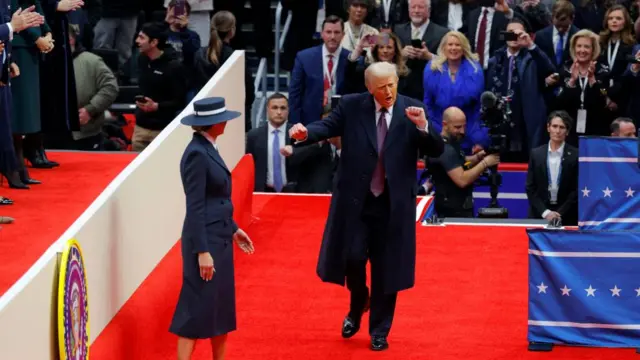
0, 51, 248, 359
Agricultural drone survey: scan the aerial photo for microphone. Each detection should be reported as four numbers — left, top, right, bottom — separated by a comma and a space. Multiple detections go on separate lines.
480, 91, 498, 109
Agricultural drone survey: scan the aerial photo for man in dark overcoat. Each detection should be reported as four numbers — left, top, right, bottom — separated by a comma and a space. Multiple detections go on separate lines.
289, 61, 444, 351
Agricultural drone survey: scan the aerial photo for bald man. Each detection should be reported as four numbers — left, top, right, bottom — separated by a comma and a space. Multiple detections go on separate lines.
428, 107, 500, 218
610, 118, 637, 138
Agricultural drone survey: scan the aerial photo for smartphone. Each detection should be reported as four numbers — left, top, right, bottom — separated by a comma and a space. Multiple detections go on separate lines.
411, 39, 422, 48
173, 0, 186, 17
500, 31, 519, 41
367, 34, 379, 46
134, 95, 146, 103
551, 73, 560, 79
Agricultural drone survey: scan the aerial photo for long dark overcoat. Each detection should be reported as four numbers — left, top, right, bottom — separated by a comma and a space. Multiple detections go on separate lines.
304, 93, 445, 294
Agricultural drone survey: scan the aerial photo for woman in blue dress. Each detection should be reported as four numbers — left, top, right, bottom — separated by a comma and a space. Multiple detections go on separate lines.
169, 97, 255, 360
423, 30, 487, 154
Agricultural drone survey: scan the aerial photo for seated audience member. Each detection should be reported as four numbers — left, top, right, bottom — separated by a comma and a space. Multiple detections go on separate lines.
163, 0, 213, 46
466, 0, 515, 70
556, 29, 609, 145
526, 110, 578, 226
428, 107, 500, 218
598, 5, 635, 124
345, 32, 410, 95
133, 22, 187, 152
245, 94, 319, 192
193, 11, 254, 132
69, 24, 119, 151
486, 17, 555, 162
369, 0, 409, 30
341, 0, 379, 53
430, 0, 478, 33
289, 15, 350, 125
424, 31, 486, 154
165, 0, 201, 68
610, 117, 637, 137
394, 0, 448, 100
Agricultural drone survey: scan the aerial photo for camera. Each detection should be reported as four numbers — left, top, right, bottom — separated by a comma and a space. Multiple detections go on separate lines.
477, 91, 510, 218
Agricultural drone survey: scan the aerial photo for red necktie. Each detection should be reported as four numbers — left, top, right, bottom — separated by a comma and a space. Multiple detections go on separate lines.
324, 55, 334, 92
476, 9, 488, 68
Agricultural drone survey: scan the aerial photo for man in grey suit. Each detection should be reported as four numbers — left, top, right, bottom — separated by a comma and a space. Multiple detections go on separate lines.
394, 0, 448, 100
290, 62, 444, 351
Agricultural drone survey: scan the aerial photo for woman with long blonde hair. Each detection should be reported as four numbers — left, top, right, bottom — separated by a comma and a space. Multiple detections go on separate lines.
192, 11, 255, 131
423, 31, 486, 153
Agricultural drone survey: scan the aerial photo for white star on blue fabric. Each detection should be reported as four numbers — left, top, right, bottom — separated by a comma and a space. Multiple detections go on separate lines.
585, 285, 597, 297
582, 186, 590, 197
626, 187, 635, 198
602, 187, 613, 198
537, 282, 548, 294
561, 285, 571, 296
635, 288, 640, 297
610, 285, 622, 297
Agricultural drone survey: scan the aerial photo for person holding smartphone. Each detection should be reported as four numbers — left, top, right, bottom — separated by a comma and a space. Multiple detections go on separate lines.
340, 0, 379, 53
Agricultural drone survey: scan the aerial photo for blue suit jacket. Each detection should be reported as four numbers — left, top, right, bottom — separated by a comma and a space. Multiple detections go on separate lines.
303, 93, 445, 293
0, 0, 10, 44
534, 25, 579, 71
180, 132, 238, 254
288, 45, 350, 125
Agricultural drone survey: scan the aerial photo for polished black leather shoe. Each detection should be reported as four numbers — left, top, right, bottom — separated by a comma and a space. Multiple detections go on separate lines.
371, 336, 389, 351
341, 316, 360, 338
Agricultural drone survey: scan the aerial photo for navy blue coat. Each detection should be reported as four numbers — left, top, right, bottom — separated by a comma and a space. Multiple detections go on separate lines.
304, 93, 445, 294
170, 132, 240, 339
0, 0, 19, 175
486, 46, 556, 151
0, 0, 10, 44
288, 45, 350, 125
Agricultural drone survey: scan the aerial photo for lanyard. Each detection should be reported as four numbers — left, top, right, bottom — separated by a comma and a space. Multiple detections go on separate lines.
578, 76, 588, 107
607, 40, 620, 69
382, 0, 392, 23
345, 22, 364, 51
547, 151, 562, 189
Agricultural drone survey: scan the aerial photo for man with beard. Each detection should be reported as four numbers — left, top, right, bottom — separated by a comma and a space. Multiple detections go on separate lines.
428, 107, 500, 218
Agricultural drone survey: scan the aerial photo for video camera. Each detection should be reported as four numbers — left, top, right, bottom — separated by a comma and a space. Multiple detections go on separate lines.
477, 91, 510, 218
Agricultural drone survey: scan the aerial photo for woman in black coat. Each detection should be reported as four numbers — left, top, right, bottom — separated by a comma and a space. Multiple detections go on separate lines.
192, 11, 254, 132
169, 97, 254, 360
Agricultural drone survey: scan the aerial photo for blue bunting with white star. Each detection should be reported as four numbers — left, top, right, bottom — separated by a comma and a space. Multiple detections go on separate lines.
578, 137, 640, 230
528, 229, 640, 348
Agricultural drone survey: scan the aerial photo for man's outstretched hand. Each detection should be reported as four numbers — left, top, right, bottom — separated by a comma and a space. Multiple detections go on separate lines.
289, 123, 308, 142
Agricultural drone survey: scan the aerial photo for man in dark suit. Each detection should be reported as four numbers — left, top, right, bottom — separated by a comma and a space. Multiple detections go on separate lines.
534, 0, 578, 72
289, 62, 445, 351
431, 0, 478, 33
394, 0, 448, 100
526, 110, 578, 226
288, 15, 350, 126
371, 0, 410, 30
245, 93, 324, 192
466, 0, 514, 69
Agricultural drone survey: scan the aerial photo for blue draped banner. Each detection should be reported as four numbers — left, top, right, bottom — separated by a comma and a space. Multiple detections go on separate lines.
528, 229, 640, 348
578, 137, 640, 230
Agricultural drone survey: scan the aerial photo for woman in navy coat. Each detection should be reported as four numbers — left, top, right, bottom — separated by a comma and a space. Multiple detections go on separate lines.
169, 97, 254, 360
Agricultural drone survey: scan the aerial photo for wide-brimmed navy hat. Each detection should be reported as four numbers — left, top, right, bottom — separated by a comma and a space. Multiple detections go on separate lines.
180, 97, 242, 126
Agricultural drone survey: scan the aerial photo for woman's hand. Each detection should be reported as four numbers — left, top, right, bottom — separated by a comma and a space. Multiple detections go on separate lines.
57, 0, 84, 12
198, 252, 215, 281
233, 229, 255, 254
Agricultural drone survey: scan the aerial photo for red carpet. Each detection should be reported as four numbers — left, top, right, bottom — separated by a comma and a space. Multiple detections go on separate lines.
90, 194, 639, 359
0, 151, 136, 296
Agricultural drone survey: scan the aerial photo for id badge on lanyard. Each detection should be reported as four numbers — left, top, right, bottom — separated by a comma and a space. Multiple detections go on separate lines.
576, 77, 588, 134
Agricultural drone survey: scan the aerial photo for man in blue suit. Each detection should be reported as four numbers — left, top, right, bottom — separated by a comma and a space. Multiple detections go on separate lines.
288, 15, 350, 125
290, 62, 444, 351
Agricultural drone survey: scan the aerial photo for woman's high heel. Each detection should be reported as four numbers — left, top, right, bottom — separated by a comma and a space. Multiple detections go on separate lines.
1, 171, 29, 189
19, 168, 41, 185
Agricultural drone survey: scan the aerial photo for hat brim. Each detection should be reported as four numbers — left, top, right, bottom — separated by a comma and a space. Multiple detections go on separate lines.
180, 110, 242, 126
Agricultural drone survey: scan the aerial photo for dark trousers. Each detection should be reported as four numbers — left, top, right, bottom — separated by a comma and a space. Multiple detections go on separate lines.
346, 188, 397, 337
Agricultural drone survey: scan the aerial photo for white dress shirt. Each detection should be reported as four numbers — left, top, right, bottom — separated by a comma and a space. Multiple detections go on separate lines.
266, 122, 288, 188
2, 23, 13, 65
322, 45, 340, 93
200, 131, 218, 150
448, 3, 464, 31
541, 141, 564, 219
475, 7, 514, 68
374, 100, 429, 132
411, 20, 429, 40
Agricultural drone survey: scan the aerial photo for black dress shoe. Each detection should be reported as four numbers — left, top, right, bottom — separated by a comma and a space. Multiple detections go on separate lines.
371, 336, 389, 351
39, 149, 59, 167
341, 316, 360, 338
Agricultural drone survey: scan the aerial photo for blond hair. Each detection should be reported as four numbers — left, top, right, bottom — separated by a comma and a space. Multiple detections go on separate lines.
208, 11, 236, 66
570, 29, 601, 62
364, 61, 398, 86
430, 31, 479, 72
